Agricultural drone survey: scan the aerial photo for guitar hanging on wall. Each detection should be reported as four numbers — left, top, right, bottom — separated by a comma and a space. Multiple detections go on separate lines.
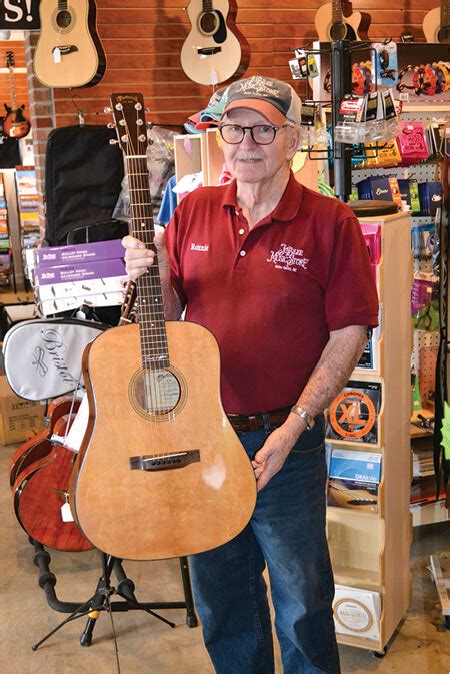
70, 93, 256, 561
1, 52, 31, 140
314, 0, 371, 41
422, 0, 450, 43
180, 0, 250, 85
33, 0, 106, 88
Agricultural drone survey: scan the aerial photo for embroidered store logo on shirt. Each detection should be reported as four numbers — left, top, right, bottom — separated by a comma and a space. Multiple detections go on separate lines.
267, 243, 309, 272
190, 243, 209, 251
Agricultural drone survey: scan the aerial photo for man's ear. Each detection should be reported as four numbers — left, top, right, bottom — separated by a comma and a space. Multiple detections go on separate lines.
287, 126, 301, 158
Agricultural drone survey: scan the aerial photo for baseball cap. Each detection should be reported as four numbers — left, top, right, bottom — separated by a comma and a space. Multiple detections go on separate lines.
221, 76, 302, 127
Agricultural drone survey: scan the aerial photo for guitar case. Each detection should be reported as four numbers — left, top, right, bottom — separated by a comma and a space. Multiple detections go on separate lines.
43, 124, 128, 246
3, 317, 108, 401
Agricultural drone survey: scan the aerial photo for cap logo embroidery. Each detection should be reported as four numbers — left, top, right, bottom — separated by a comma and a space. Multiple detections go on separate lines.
267, 243, 309, 272
233, 76, 281, 98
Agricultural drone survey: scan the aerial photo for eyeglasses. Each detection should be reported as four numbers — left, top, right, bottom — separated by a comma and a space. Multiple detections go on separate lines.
218, 124, 289, 145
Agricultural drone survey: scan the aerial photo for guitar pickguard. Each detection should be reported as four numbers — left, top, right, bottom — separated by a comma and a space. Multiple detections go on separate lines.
198, 10, 227, 43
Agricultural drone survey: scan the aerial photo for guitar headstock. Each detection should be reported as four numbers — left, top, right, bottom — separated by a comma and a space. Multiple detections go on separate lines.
6, 51, 14, 69
110, 93, 148, 157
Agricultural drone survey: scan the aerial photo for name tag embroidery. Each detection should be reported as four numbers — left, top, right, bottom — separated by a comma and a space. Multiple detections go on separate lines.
190, 243, 209, 252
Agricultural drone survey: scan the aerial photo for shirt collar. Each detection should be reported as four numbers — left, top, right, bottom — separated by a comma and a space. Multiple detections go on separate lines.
221, 171, 304, 222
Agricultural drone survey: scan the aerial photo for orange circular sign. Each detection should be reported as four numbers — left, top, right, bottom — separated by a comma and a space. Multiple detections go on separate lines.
329, 389, 376, 439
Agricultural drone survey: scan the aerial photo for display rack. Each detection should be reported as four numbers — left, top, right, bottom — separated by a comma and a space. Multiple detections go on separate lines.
0, 172, 14, 289
326, 211, 412, 654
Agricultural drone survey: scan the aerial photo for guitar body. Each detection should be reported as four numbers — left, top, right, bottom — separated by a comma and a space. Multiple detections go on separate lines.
10, 395, 81, 487
2, 104, 30, 139
423, 7, 450, 43
71, 321, 257, 560
13, 438, 93, 552
181, 0, 249, 85
314, 2, 371, 41
33, 0, 106, 88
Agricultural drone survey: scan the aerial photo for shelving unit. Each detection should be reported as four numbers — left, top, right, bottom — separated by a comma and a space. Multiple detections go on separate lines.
326, 211, 413, 653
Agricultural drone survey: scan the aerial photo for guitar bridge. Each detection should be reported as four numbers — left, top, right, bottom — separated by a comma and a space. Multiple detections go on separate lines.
197, 47, 221, 56
129, 450, 200, 472
52, 45, 79, 56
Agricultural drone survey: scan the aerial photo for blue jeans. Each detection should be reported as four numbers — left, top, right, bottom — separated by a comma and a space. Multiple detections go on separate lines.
188, 415, 340, 674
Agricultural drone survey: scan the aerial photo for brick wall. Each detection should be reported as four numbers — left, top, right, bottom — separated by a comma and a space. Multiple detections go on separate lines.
22, 0, 439, 237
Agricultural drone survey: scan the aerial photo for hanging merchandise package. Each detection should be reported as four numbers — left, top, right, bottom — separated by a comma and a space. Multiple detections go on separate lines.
396, 122, 429, 165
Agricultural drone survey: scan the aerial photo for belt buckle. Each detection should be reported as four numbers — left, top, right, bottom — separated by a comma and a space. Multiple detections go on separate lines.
248, 415, 260, 432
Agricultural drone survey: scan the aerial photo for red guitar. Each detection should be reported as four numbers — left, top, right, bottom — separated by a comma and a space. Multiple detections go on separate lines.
1, 51, 31, 140
13, 412, 93, 552
10, 395, 81, 488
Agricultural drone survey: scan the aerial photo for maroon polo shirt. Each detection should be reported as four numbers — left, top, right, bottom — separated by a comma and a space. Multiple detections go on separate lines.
165, 172, 379, 415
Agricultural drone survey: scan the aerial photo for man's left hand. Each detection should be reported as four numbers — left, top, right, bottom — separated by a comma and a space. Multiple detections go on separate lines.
252, 421, 305, 491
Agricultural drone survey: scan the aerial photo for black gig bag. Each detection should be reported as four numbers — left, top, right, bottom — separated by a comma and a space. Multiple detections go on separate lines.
43, 125, 127, 246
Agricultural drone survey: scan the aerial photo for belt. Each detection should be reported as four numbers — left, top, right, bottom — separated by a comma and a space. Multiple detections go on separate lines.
227, 407, 291, 433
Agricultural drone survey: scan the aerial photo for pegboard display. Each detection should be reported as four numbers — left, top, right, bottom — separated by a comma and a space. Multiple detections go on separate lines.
351, 106, 449, 418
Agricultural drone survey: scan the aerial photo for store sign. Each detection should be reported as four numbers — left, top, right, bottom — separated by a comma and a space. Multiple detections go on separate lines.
0, 0, 40, 30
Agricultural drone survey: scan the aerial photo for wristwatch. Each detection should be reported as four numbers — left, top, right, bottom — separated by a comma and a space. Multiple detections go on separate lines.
290, 405, 315, 430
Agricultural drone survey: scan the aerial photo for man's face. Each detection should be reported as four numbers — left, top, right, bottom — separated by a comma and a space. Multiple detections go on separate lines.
220, 107, 299, 185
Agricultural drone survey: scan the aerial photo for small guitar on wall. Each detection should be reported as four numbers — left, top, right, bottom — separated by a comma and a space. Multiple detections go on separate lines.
181, 0, 250, 85
314, 0, 371, 41
2, 52, 31, 140
33, 0, 106, 88
422, 0, 450, 43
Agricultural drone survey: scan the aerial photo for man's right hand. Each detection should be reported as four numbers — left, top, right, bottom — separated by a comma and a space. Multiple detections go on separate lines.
122, 230, 169, 281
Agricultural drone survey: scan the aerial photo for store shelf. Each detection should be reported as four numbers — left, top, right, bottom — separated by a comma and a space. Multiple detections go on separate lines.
411, 500, 449, 527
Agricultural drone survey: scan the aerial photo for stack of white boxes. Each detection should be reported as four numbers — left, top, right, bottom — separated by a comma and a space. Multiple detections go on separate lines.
31, 239, 128, 316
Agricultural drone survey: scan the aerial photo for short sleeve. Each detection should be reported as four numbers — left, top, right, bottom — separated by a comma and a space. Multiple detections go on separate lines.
325, 216, 379, 331
164, 208, 187, 308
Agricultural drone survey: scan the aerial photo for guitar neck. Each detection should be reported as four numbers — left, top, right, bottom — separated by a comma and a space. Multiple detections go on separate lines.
332, 0, 344, 26
442, 0, 450, 30
126, 155, 169, 369
203, 0, 213, 11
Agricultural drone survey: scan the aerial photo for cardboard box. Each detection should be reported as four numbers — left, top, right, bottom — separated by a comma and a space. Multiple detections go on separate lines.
33, 258, 126, 286
0, 376, 45, 445
34, 239, 125, 267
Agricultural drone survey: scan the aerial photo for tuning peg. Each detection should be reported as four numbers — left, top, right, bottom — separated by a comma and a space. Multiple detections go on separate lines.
107, 122, 116, 129
146, 121, 153, 129
138, 134, 147, 142
104, 106, 112, 114
109, 139, 119, 145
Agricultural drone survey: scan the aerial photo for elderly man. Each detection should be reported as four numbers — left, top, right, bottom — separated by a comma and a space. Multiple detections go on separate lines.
123, 76, 378, 674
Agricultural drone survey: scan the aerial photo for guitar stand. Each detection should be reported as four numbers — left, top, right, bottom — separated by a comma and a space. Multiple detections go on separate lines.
29, 538, 198, 651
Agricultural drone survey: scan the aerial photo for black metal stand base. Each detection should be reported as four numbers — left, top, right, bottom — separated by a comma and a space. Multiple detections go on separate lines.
29, 537, 198, 650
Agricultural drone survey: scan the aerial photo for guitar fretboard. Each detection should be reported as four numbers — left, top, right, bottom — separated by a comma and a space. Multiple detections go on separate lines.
126, 156, 170, 370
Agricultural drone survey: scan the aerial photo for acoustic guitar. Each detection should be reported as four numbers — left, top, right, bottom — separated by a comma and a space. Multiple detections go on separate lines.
9, 394, 81, 487
314, 0, 371, 42
422, 0, 450, 43
70, 93, 256, 561
13, 413, 93, 552
33, 0, 106, 88
1, 52, 31, 140
180, 0, 250, 85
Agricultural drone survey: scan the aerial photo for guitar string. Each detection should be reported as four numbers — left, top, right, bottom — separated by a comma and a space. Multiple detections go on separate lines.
124, 101, 176, 460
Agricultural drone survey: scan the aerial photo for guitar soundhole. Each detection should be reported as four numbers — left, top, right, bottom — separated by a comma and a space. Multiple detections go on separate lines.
130, 367, 187, 420
56, 10, 72, 29
199, 12, 218, 35
330, 23, 356, 41
438, 27, 450, 44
